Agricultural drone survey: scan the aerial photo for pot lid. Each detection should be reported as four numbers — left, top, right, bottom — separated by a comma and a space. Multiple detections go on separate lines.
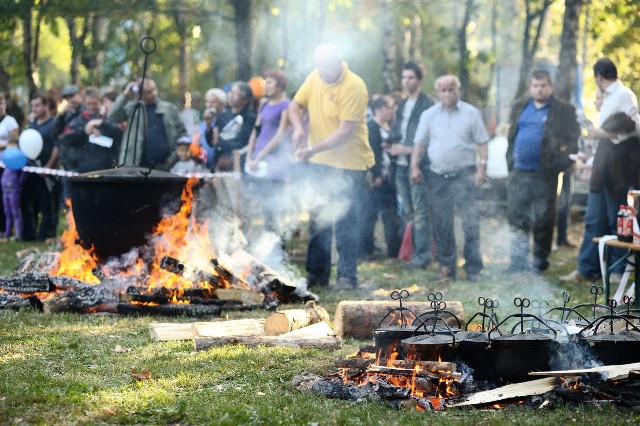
69, 166, 188, 183
492, 333, 554, 342
583, 330, 640, 342
459, 330, 489, 343
401, 333, 456, 346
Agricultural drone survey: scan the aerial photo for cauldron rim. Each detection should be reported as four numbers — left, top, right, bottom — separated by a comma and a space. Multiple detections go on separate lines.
68, 166, 189, 183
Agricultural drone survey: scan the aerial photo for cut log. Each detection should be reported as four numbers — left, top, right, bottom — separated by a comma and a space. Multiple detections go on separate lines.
264, 300, 330, 335
224, 249, 298, 292
279, 321, 335, 338
335, 356, 377, 370
449, 377, 556, 407
215, 288, 265, 306
194, 335, 342, 351
43, 284, 118, 314
119, 292, 225, 306
0, 274, 52, 293
0, 293, 42, 310
529, 362, 640, 381
457, 382, 556, 408
116, 302, 222, 317
333, 300, 465, 339
48, 275, 93, 291
192, 318, 266, 338
149, 323, 195, 341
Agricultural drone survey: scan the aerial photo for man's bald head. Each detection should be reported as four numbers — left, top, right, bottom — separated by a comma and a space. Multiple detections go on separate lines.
314, 43, 343, 84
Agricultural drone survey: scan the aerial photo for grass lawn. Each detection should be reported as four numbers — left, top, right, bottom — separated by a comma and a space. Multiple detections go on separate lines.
1, 215, 639, 425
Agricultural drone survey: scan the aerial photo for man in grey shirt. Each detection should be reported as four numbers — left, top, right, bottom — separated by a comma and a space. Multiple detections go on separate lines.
411, 75, 489, 281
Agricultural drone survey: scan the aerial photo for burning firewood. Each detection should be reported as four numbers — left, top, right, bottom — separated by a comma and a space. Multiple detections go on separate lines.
0, 293, 42, 310
264, 300, 330, 336
43, 284, 118, 314
333, 300, 465, 339
159, 256, 222, 287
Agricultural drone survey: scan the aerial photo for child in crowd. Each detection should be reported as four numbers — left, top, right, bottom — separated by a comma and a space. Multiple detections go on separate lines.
1, 138, 26, 241
170, 136, 205, 174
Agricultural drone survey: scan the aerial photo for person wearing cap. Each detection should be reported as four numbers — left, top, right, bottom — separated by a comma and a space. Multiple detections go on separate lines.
52, 84, 84, 142
170, 136, 205, 175
109, 78, 187, 170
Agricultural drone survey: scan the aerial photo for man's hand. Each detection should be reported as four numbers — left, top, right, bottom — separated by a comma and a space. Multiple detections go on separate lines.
124, 82, 138, 99
410, 165, 422, 184
295, 146, 314, 162
474, 168, 487, 186
291, 126, 306, 149
388, 143, 412, 156
84, 119, 103, 136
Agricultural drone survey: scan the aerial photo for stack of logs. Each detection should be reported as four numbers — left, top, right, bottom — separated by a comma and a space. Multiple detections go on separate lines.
0, 249, 317, 316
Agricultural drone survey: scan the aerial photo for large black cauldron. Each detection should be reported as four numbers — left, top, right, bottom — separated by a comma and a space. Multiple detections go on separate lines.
68, 167, 188, 258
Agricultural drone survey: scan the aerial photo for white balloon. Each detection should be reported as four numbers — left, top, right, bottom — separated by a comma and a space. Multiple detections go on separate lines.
19, 128, 44, 160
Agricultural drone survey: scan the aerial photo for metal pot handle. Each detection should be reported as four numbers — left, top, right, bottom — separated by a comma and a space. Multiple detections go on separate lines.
578, 314, 640, 337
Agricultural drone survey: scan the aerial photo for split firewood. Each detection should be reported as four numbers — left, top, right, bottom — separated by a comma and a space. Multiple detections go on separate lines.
335, 356, 377, 370
0, 274, 52, 293
116, 302, 222, 317
264, 300, 330, 336
215, 288, 265, 306
148, 323, 196, 341
278, 321, 335, 338
387, 359, 456, 373
449, 377, 556, 407
333, 300, 465, 339
192, 318, 266, 338
194, 335, 342, 351
529, 362, 640, 381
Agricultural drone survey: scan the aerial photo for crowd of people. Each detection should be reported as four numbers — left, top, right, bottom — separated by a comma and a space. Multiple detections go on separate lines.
0, 45, 638, 290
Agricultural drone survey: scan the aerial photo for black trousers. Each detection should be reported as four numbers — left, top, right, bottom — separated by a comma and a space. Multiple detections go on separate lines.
507, 169, 558, 271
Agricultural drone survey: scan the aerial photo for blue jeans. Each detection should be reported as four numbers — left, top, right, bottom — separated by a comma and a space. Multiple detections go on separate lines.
304, 164, 366, 285
577, 189, 627, 277
395, 164, 432, 266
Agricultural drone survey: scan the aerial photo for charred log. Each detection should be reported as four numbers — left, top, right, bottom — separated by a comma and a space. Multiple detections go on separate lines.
42, 284, 118, 314
0, 293, 42, 310
116, 302, 222, 317
48, 275, 93, 291
335, 357, 376, 370
160, 256, 222, 287
0, 274, 52, 293
119, 292, 225, 306
12, 251, 59, 275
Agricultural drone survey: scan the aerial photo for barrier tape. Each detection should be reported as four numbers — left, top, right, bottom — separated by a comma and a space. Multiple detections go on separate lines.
0, 162, 239, 179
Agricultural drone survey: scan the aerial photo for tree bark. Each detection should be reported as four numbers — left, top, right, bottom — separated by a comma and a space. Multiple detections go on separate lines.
514, 0, 553, 101
173, 3, 188, 105
231, 0, 253, 81
555, 0, 583, 102
264, 300, 330, 335
458, 0, 474, 92
22, 7, 38, 97
380, 0, 398, 92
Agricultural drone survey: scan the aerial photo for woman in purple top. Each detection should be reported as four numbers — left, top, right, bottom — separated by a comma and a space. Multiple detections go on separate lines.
245, 70, 292, 247
1, 140, 26, 241
246, 69, 292, 181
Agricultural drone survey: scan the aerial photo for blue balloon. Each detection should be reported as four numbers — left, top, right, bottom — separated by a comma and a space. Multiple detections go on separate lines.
2, 147, 28, 170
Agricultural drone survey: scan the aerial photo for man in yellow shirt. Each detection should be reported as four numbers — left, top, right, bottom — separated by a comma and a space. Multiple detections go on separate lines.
289, 43, 374, 290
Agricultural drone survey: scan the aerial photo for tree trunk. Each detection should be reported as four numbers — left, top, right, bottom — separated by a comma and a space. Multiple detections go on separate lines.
555, 0, 583, 102
231, 0, 253, 81
458, 0, 474, 92
22, 7, 38, 97
514, 0, 553, 101
66, 18, 81, 84
173, 4, 188, 105
380, 0, 397, 92
264, 301, 330, 336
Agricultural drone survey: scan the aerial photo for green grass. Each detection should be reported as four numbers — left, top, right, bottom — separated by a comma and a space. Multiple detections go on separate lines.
1, 216, 639, 424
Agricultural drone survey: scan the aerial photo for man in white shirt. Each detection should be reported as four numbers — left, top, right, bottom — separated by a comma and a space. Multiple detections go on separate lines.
562, 58, 640, 283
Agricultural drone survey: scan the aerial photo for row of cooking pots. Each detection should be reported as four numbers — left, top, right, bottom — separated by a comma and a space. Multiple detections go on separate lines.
374, 306, 640, 383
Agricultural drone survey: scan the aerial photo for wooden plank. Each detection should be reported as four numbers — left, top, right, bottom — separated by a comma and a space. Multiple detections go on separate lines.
215, 288, 264, 306
149, 323, 195, 341
449, 377, 556, 407
528, 362, 640, 381
278, 321, 335, 338
194, 335, 342, 351
193, 319, 266, 338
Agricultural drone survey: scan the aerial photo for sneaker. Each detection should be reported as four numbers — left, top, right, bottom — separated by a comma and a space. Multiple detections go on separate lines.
429, 266, 456, 282
557, 241, 576, 248
336, 277, 357, 290
559, 270, 598, 283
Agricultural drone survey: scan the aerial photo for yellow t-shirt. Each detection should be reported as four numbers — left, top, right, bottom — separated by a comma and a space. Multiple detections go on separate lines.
294, 63, 374, 171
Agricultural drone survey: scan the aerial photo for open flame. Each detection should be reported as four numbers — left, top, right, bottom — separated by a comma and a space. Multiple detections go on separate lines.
49, 179, 221, 297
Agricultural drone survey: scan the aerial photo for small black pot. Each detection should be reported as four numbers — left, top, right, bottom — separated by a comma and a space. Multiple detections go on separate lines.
578, 315, 640, 365
457, 331, 496, 381
68, 167, 188, 258
490, 333, 558, 382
